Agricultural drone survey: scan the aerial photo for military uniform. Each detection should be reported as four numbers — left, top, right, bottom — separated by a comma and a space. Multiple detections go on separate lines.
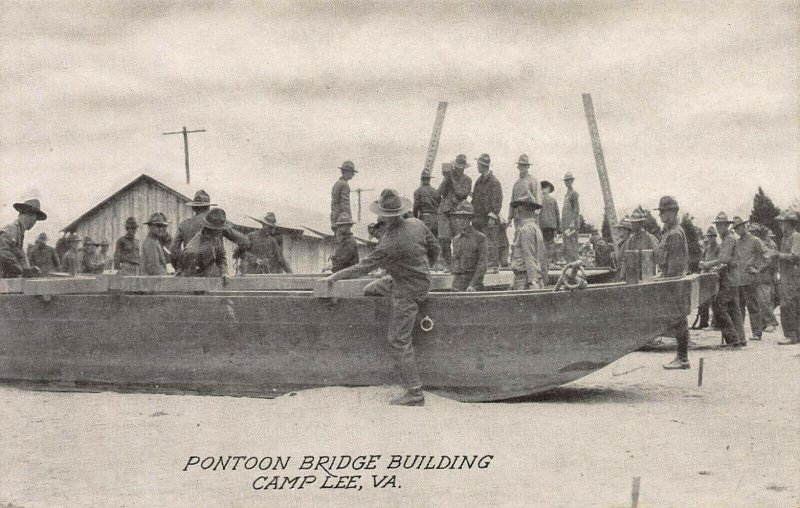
510, 217, 547, 289
28, 242, 59, 275
538, 182, 560, 263
732, 219, 766, 340
176, 208, 229, 277
437, 168, 472, 238
141, 233, 169, 275
451, 223, 488, 291
0, 220, 29, 278
330, 178, 351, 225
412, 179, 440, 235
776, 212, 800, 344
60, 248, 82, 275
171, 212, 249, 267
114, 235, 141, 275
561, 180, 580, 263
332, 232, 359, 273
471, 156, 502, 271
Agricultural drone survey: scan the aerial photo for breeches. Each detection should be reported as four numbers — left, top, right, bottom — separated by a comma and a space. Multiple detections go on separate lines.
388, 297, 425, 390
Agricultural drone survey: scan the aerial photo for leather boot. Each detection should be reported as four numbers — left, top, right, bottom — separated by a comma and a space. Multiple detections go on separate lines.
390, 388, 425, 406
662, 357, 690, 370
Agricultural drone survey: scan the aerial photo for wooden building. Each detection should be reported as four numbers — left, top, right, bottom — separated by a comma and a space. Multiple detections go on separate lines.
61, 174, 375, 274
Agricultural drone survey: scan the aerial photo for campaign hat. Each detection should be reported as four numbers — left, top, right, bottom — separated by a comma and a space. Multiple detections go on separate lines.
144, 212, 168, 226
563, 172, 575, 181
13, 198, 47, 220
124, 217, 139, 229
36, 232, 48, 241
339, 160, 357, 173
614, 216, 632, 230
453, 154, 470, 170
540, 180, 555, 193
712, 212, 733, 224
516, 154, 532, 166
202, 208, 229, 230
334, 212, 356, 225
369, 189, 412, 217
449, 201, 475, 216
185, 190, 217, 208
705, 226, 718, 237
655, 196, 679, 212
629, 207, 648, 222
730, 216, 748, 229
475, 153, 491, 167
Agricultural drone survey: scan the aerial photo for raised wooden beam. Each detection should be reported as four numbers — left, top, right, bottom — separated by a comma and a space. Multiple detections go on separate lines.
0, 278, 24, 294
314, 272, 514, 298
24, 276, 110, 295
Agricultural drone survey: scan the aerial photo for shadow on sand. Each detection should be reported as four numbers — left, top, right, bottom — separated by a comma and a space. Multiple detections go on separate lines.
499, 386, 652, 404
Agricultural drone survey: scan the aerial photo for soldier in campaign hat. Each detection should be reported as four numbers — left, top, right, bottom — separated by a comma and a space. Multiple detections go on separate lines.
0, 198, 47, 278
141, 212, 171, 276
28, 231, 60, 275
509, 195, 547, 290
471, 153, 503, 274
730, 215, 767, 341
618, 207, 660, 281
412, 168, 441, 268
538, 180, 560, 265
449, 201, 488, 292
561, 172, 580, 263
59, 234, 83, 275
323, 189, 439, 406
437, 155, 472, 271
177, 208, 229, 277
331, 160, 357, 229
171, 190, 249, 268
771, 210, 800, 344
237, 212, 293, 275
330, 212, 359, 273
654, 196, 692, 369
81, 237, 106, 274
508, 154, 540, 230
693, 225, 722, 330
114, 217, 141, 275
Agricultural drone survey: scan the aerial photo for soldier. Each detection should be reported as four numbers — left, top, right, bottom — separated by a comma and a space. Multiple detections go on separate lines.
612, 216, 632, 279
171, 190, 249, 266
141, 212, 170, 276
618, 207, 660, 280
176, 208, 229, 277
731, 216, 766, 341
28, 232, 60, 275
331, 160, 356, 229
654, 196, 691, 369
508, 154, 539, 227
561, 172, 580, 263
700, 213, 745, 346
449, 202, 488, 292
412, 169, 441, 268
471, 153, 502, 273
509, 197, 547, 290
237, 212, 293, 274
55, 230, 73, 262
331, 212, 359, 273
99, 240, 112, 270
114, 217, 141, 275
538, 180, 560, 265
60, 235, 82, 275
751, 224, 780, 331
771, 210, 800, 345
590, 229, 614, 268
0, 198, 47, 278
437, 154, 472, 271
81, 237, 106, 274
693, 226, 720, 330
323, 189, 439, 406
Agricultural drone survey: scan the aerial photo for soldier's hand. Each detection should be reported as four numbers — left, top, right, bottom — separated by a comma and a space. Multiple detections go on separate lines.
466, 285, 476, 292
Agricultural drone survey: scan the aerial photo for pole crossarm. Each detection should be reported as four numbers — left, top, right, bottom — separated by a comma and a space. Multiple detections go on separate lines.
162, 126, 206, 184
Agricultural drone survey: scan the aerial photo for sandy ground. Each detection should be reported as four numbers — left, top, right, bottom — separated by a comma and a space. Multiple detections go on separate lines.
1, 323, 798, 508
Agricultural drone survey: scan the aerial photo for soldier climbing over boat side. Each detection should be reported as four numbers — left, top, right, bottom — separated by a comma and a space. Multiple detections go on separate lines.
322, 189, 440, 406
331, 212, 359, 273
449, 202, 488, 292
0, 198, 47, 278
654, 196, 692, 370
331, 160, 356, 231
114, 217, 141, 275
171, 190, 249, 269
176, 208, 229, 277
235, 212, 292, 275
437, 154, 472, 272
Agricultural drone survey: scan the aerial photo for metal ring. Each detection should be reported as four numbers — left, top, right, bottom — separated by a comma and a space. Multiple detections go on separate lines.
420, 316, 434, 332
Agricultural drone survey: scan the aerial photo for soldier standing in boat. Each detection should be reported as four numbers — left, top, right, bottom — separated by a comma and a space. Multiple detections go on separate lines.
471, 153, 503, 274
59, 235, 82, 275
28, 232, 60, 275
618, 207, 660, 280
171, 190, 250, 267
655, 196, 692, 369
508, 154, 539, 228
141, 212, 170, 276
331, 212, 359, 273
114, 217, 141, 275
730, 216, 766, 342
331, 160, 356, 230
237, 212, 293, 274
538, 180, 560, 265
413, 169, 441, 268
771, 210, 800, 345
0, 198, 47, 278
561, 172, 581, 263
323, 189, 440, 406
177, 208, 229, 277
509, 197, 547, 290
449, 202, 488, 292
612, 215, 632, 278
437, 154, 472, 272
81, 237, 106, 274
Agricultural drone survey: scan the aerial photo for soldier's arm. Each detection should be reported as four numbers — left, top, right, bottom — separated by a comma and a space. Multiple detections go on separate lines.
490, 179, 503, 217
0, 234, 24, 277
223, 227, 250, 250
169, 228, 184, 265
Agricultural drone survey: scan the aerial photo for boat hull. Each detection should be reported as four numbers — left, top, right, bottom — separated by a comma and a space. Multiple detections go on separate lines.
0, 274, 717, 402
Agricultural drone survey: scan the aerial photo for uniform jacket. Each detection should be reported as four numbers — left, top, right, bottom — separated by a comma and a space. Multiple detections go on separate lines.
330, 178, 351, 225
779, 231, 800, 293
177, 232, 227, 277
114, 236, 140, 268
141, 233, 169, 276
28, 244, 60, 274
0, 220, 28, 277
412, 184, 441, 217
437, 172, 472, 213
354, 218, 439, 298
538, 193, 560, 230
81, 250, 107, 274
510, 218, 547, 287
332, 232, 359, 273
170, 213, 249, 266
60, 249, 82, 275
240, 229, 292, 274
451, 226, 488, 288
733, 232, 766, 287
561, 189, 580, 231
656, 223, 688, 277
508, 174, 540, 221
471, 171, 503, 220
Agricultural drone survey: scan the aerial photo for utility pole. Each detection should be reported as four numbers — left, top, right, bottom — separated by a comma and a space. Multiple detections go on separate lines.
350, 188, 374, 222
582, 94, 621, 249
162, 126, 206, 184
422, 102, 448, 175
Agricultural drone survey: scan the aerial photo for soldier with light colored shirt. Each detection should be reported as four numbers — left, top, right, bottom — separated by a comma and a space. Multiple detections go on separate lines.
561, 172, 580, 263
509, 197, 547, 290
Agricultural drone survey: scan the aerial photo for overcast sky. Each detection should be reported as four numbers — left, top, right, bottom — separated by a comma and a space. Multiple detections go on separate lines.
1, 0, 797, 235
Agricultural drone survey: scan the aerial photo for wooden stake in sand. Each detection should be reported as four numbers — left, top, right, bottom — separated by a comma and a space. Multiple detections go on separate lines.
698, 357, 705, 386
631, 476, 641, 507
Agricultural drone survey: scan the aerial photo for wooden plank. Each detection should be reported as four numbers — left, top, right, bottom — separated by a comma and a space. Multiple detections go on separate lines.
24, 276, 110, 295
0, 278, 24, 294
314, 272, 514, 298
116, 276, 220, 293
